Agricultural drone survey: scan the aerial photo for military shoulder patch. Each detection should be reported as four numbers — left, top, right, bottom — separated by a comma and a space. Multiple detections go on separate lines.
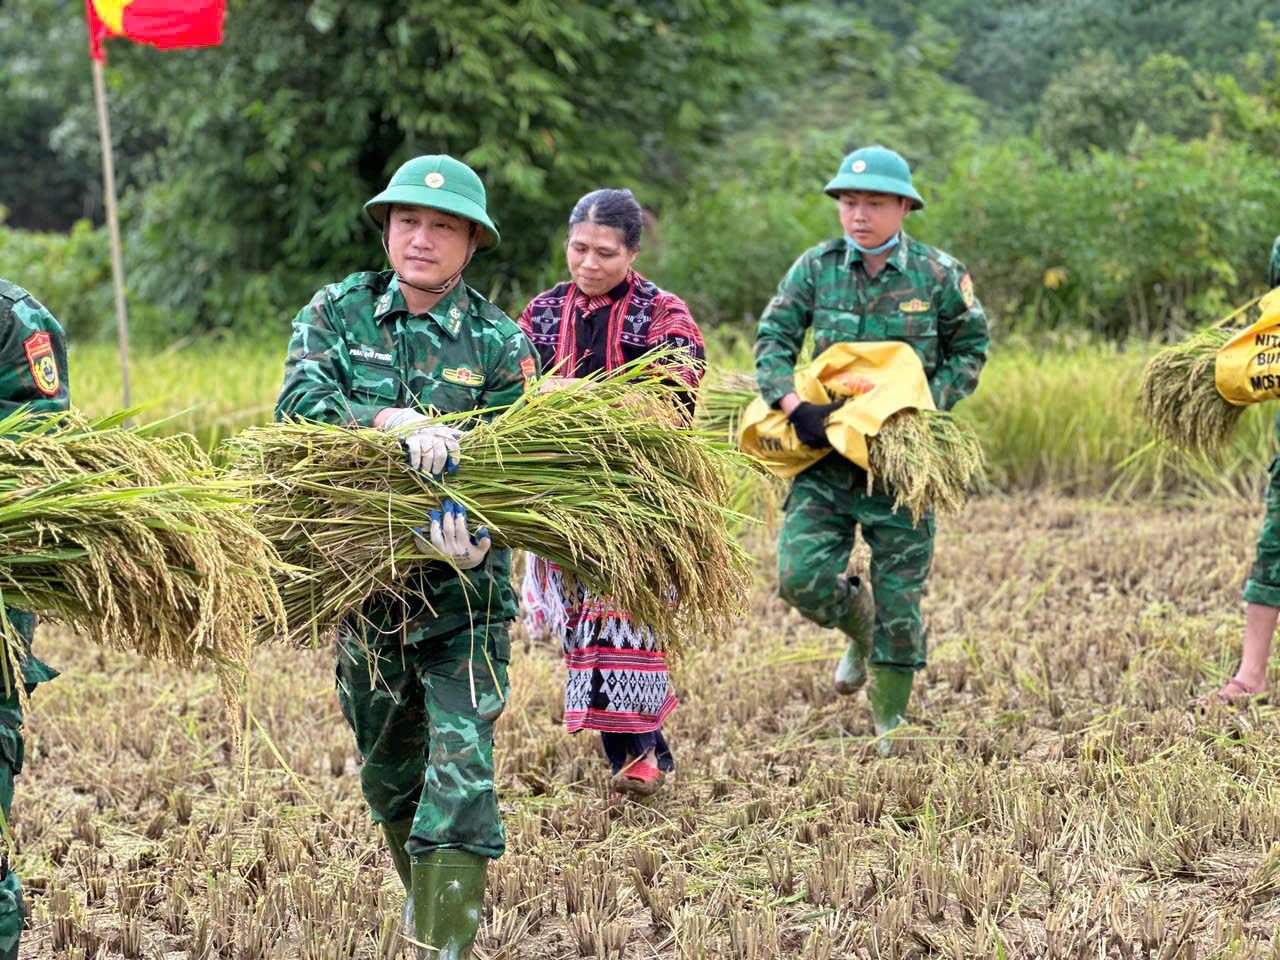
960, 273, 976, 309
899, 299, 931, 313
520, 355, 537, 392
442, 366, 482, 386
23, 331, 59, 397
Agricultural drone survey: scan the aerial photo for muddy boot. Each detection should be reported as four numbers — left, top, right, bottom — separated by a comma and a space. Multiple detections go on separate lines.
869, 665, 913, 756
383, 818, 414, 935
833, 576, 874, 695
411, 849, 487, 960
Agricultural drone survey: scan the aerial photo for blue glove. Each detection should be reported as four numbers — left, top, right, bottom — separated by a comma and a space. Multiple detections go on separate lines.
412, 499, 491, 570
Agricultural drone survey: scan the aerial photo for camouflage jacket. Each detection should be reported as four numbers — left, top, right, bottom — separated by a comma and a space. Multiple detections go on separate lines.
754, 232, 989, 411
1270, 236, 1280, 290
0, 280, 69, 681
276, 271, 539, 641
0, 279, 70, 418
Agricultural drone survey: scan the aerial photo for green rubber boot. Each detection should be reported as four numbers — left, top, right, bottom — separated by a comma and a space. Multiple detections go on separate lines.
869, 665, 914, 756
0, 867, 22, 960
411, 849, 488, 960
383, 818, 415, 935
833, 576, 874, 695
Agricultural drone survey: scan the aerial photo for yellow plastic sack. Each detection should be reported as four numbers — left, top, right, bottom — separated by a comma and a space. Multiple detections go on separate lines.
738, 342, 935, 479
1216, 288, 1280, 406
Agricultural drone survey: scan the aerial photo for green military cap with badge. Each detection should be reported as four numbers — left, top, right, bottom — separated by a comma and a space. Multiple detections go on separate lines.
365, 155, 501, 251
823, 145, 924, 210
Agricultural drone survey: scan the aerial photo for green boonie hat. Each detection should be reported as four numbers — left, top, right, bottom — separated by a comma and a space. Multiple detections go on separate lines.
365, 155, 500, 251
823, 145, 924, 211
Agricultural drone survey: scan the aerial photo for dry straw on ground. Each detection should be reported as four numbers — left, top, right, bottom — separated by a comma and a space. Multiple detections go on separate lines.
229, 367, 753, 653
0, 409, 286, 692
20, 495, 1280, 959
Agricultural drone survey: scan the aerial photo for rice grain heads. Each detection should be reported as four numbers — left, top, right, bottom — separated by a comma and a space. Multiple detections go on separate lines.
699, 369, 986, 523
230, 370, 754, 654
1139, 325, 1240, 455
866, 408, 986, 524
0, 409, 286, 696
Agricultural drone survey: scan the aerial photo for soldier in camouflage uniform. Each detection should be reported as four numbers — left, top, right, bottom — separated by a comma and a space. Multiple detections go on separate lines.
1206, 237, 1280, 706
0, 280, 68, 960
755, 146, 988, 748
276, 156, 538, 959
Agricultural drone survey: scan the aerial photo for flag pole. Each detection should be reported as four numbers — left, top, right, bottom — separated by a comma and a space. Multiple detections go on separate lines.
90, 57, 132, 410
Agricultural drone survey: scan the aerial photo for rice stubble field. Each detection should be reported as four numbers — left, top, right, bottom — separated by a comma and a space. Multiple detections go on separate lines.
13, 493, 1280, 958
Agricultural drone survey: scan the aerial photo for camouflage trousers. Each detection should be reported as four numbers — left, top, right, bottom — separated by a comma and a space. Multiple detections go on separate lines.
336, 616, 511, 860
1245, 456, 1280, 607
777, 457, 934, 670
0, 610, 57, 957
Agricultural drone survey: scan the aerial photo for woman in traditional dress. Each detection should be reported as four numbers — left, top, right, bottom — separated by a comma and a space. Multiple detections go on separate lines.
517, 188, 705, 797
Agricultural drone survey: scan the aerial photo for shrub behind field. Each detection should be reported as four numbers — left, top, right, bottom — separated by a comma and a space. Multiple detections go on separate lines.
645, 136, 1279, 339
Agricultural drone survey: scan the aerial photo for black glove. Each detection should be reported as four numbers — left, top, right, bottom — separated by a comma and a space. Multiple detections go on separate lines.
787, 400, 844, 449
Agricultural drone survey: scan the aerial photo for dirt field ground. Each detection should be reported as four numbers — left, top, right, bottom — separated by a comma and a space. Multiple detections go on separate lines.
14, 495, 1280, 959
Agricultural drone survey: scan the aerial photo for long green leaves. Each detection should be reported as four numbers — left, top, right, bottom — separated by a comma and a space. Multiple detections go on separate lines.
230, 367, 755, 654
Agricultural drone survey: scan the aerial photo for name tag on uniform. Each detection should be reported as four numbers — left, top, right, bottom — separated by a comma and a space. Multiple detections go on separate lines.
350, 345, 394, 364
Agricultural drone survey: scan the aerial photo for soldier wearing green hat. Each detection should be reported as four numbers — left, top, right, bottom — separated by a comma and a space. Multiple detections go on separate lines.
754, 145, 989, 749
276, 155, 539, 957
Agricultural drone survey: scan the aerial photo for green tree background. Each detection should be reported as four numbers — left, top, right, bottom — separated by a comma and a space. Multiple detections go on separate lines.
1, 0, 1278, 343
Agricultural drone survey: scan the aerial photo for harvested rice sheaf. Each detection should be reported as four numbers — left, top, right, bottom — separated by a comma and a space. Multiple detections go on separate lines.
0, 409, 287, 696
698, 371, 986, 523
230, 368, 754, 653
1139, 325, 1240, 455
695, 369, 785, 530
866, 409, 987, 524
697, 369, 760, 441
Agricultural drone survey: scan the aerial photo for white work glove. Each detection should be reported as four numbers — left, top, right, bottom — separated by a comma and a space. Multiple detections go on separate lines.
413, 499, 491, 570
380, 407, 462, 477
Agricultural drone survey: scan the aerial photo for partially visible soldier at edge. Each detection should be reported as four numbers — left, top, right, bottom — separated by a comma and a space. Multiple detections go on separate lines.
1205, 234, 1280, 707
753, 145, 989, 752
0, 279, 69, 960
275, 156, 539, 959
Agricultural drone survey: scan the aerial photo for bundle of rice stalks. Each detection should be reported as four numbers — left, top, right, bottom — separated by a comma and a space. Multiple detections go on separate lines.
697, 369, 760, 441
1140, 321, 1243, 455
866, 409, 987, 523
696, 369, 785, 531
228, 368, 754, 653
698, 369, 986, 523
0, 409, 286, 696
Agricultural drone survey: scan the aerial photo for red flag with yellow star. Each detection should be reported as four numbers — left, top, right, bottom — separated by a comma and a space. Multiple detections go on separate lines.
85, 0, 225, 62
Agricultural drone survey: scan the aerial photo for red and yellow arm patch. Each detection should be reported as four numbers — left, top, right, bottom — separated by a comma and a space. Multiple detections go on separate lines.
23, 332, 60, 397
520, 355, 537, 392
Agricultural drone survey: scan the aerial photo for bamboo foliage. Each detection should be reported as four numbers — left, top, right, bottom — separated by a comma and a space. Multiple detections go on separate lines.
0, 409, 287, 696
229, 367, 755, 653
